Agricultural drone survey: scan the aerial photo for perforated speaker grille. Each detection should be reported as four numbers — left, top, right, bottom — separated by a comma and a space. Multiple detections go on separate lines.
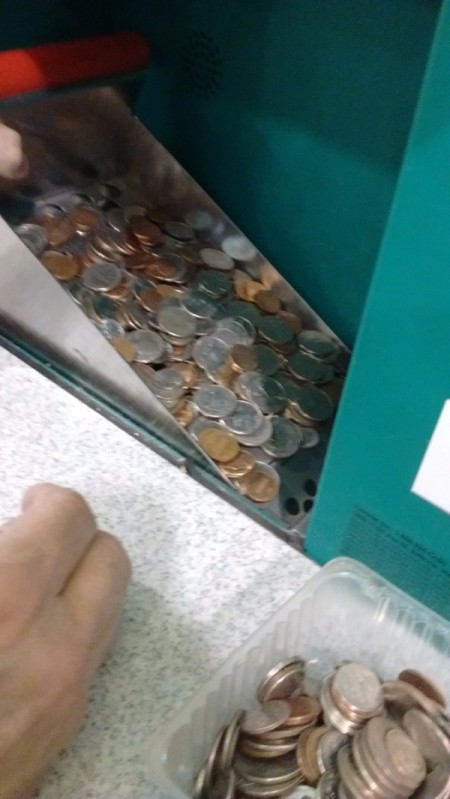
180, 30, 223, 100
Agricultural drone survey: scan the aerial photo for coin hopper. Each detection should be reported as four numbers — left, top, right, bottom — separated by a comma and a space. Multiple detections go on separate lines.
0, 87, 348, 547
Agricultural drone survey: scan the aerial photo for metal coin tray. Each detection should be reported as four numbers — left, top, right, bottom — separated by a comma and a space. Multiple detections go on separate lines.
0, 86, 349, 548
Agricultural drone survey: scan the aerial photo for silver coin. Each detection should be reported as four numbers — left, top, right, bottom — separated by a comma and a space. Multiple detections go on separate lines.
192, 762, 208, 799
288, 352, 334, 385
183, 208, 214, 232
158, 305, 197, 339
294, 385, 334, 422
37, 203, 65, 220
288, 789, 317, 799
299, 427, 320, 449
253, 344, 284, 376
151, 368, 185, 400
126, 330, 165, 363
200, 248, 234, 271
235, 415, 273, 447
221, 235, 257, 262
164, 220, 194, 241
332, 663, 383, 719
222, 401, 263, 435
15, 223, 48, 256
220, 710, 244, 771
246, 374, 287, 414
182, 290, 219, 319
258, 316, 294, 346
317, 730, 347, 774
209, 770, 236, 799
235, 371, 261, 401
193, 385, 237, 418
403, 709, 450, 768
197, 269, 231, 299
225, 299, 262, 326
82, 262, 122, 292
124, 301, 149, 330
262, 418, 304, 458
412, 763, 450, 799
237, 775, 302, 798
317, 770, 339, 799
196, 317, 216, 337
320, 677, 360, 735
234, 751, 300, 783
98, 318, 125, 340
298, 329, 340, 360
193, 337, 230, 370
106, 208, 126, 233
154, 251, 189, 283
188, 417, 222, 440
216, 318, 255, 346
167, 342, 193, 362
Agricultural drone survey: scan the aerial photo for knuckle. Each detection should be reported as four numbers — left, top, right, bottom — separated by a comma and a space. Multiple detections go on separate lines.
98, 532, 132, 583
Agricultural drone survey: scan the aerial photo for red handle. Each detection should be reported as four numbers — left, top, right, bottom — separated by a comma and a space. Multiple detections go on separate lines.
0, 32, 150, 99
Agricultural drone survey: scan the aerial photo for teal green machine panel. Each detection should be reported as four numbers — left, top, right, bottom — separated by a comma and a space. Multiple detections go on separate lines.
0, 0, 113, 50
115, 0, 438, 346
307, 0, 450, 620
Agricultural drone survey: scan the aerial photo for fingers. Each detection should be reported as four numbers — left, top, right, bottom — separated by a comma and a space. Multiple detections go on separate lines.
0, 123, 29, 180
0, 484, 98, 616
63, 531, 131, 674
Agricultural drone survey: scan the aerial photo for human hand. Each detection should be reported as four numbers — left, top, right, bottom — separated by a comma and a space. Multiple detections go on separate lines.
0, 122, 29, 180
0, 483, 131, 799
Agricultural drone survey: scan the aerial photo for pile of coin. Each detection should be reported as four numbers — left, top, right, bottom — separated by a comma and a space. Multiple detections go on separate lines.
192, 659, 450, 799
14, 181, 348, 505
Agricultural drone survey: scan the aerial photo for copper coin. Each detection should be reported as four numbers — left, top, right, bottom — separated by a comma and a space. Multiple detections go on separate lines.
41, 251, 78, 282
180, 244, 203, 264
296, 727, 328, 785
278, 311, 304, 334
129, 216, 163, 246
238, 463, 280, 503
172, 399, 195, 427
220, 451, 256, 479
228, 344, 258, 374
254, 290, 281, 314
170, 362, 200, 390
44, 217, 75, 247
132, 362, 157, 387
242, 701, 291, 736
105, 280, 132, 302
236, 280, 265, 302
145, 258, 179, 281
125, 252, 153, 271
197, 428, 240, 463
138, 288, 163, 314
110, 337, 136, 362
69, 205, 101, 232
156, 284, 184, 299
398, 670, 446, 709
286, 696, 321, 727
239, 737, 298, 759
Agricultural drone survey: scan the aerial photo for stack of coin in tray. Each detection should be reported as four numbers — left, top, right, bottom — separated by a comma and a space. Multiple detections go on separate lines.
15, 182, 348, 505
192, 659, 450, 799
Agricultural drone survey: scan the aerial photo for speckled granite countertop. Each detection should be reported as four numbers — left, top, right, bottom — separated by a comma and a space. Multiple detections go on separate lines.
0, 347, 318, 799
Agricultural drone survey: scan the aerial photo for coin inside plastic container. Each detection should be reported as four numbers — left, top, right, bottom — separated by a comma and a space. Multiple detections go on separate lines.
41, 251, 79, 282
193, 337, 230, 370
238, 462, 280, 503
257, 316, 295, 346
221, 235, 257, 262
234, 751, 300, 784
15, 223, 49, 256
402, 708, 450, 767
298, 330, 340, 361
247, 374, 287, 414
193, 385, 237, 418
200, 248, 234, 271
412, 763, 450, 799
157, 305, 197, 339
257, 659, 305, 703
106, 208, 127, 233
331, 663, 383, 721
222, 400, 263, 436
183, 208, 214, 232
182, 290, 219, 319
151, 367, 186, 401
293, 385, 334, 423
254, 289, 281, 314
216, 318, 255, 346
82, 262, 122, 292
262, 418, 304, 459
220, 710, 245, 771
237, 775, 302, 798
197, 427, 240, 463
278, 311, 304, 334
317, 729, 347, 774
242, 701, 291, 735
126, 329, 165, 363
235, 415, 273, 447
287, 352, 334, 385
398, 669, 446, 708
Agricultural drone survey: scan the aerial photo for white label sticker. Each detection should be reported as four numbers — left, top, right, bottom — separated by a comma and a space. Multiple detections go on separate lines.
412, 400, 450, 515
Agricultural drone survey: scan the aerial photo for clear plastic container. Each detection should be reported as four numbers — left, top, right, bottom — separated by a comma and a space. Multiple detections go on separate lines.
148, 557, 450, 799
